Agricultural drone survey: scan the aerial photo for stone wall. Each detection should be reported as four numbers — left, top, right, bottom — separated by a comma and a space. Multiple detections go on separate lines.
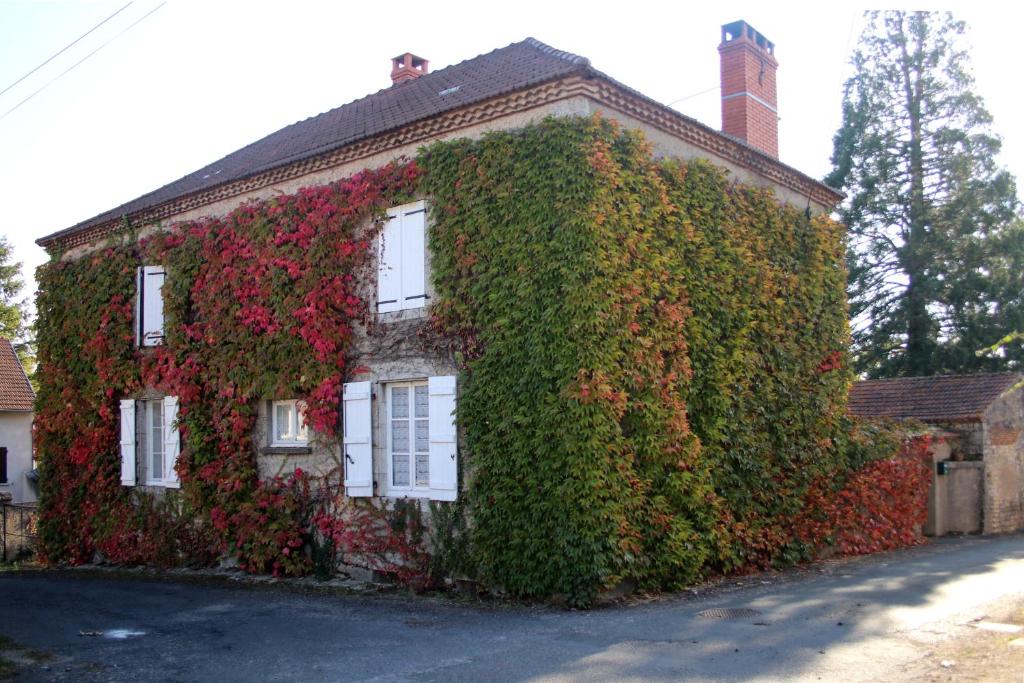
253, 312, 458, 500
982, 388, 1024, 533
249, 204, 458, 497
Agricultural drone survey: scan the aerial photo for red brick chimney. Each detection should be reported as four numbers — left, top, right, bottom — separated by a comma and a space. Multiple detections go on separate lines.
391, 53, 429, 85
718, 20, 778, 158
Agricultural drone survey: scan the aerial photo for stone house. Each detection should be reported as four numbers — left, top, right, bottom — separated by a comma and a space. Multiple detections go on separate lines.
850, 372, 1024, 535
37, 24, 840, 509
0, 338, 35, 505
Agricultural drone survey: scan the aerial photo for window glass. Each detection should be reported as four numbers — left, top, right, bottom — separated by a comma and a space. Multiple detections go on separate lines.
275, 403, 292, 441
414, 385, 429, 487
391, 386, 410, 487
296, 401, 308, 441
390, 382, 429, 490
149, 400, 164, 482
414, 385, 428, 418
272, 399, 309, 446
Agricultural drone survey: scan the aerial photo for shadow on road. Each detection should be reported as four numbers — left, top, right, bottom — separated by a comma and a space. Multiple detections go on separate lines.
543, 535, 1024, 680
1, 534, 1023, 681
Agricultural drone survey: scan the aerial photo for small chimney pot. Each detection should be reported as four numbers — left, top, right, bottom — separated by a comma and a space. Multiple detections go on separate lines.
391, 52, 429, 85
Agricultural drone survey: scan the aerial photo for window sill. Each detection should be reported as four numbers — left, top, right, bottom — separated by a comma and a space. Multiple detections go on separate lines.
377, 306, 428, 323
381, 489, 433, 500
261, 446, 313, 456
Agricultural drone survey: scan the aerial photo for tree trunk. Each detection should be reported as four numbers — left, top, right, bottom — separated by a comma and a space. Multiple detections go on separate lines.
900, 13, 933, 376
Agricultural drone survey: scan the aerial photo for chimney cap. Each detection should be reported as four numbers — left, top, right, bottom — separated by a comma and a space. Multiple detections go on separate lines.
391, 52, 429, 85
392, 51, 428, 66
720, 20, 774, 55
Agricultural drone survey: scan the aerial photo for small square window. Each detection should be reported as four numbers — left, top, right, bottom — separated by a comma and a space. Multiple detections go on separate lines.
272, 400, 309, 446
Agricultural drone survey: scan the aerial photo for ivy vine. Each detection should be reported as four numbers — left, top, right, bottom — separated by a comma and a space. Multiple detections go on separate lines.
35, 116, 929, 604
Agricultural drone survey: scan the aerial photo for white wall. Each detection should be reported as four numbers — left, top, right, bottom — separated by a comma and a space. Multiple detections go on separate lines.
0, 411, 35, 504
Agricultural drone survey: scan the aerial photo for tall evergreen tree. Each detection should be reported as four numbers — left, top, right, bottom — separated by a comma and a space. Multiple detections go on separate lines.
0, 236, 32, 371
828, 11, 1023, 377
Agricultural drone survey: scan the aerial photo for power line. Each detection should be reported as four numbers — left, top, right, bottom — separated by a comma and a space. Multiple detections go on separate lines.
0, 2, 167, 123
0, 2, 134, 99
666, 85, 719, 108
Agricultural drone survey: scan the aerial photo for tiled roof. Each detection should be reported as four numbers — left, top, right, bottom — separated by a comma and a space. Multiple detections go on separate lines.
39, 39, 590, 247
0, 338, 34, 411
849, 372, 1022, 423
38, 37, 841, 249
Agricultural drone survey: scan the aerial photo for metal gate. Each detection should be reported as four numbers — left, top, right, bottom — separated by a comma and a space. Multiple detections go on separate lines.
1, 502, 37, 561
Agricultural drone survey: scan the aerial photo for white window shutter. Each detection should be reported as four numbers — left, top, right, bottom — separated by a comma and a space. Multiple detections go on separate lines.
377, 213, 402, 314
343, 381, 373, 497
135, 267, 142, 347
141, 266, 166, 346
401, 206, 426, 306
427, 375, 458, 501
119, 399, 136, 486
163, 395, 180, 488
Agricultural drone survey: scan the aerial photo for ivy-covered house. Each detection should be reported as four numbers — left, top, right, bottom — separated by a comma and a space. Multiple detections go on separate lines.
36, 24, 906, 604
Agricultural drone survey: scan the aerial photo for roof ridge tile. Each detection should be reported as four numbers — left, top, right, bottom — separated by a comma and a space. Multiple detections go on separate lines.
522, 37, 590, 66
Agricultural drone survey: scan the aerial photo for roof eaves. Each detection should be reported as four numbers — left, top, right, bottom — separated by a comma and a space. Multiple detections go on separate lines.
38, 36, 842, 249
38, 37, 592, 250
579, 66, 844, 204
38, 78, 593, 251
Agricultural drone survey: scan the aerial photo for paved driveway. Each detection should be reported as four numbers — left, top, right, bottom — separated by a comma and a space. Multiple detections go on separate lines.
2, 534, 1024, 681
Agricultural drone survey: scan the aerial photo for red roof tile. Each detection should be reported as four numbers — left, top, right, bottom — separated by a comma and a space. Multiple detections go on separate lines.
849, 372, 1021, 423
0, 338, 33, 411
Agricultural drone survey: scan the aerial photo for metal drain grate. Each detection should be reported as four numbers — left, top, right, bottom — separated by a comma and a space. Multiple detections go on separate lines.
696, 607, 761, 619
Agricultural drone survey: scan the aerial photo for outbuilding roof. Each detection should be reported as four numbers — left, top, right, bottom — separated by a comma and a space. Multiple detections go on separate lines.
0, 338, 34, 412
849, 372, 1022, 423
38, 37, 841, 251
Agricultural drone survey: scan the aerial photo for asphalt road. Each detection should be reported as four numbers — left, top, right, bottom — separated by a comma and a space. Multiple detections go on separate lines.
2, 534, 1024, 682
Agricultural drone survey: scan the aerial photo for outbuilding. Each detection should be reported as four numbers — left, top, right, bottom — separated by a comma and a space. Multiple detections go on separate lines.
850, 372, 1024, 536
0, 337, 35, 505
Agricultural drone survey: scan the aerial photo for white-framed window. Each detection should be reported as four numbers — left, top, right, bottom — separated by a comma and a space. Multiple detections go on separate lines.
386, 381, 431, 493
342, 376, 457, 501
377, 200, 427, 313
120, 396, 180, 488
137, 265, 166, 347
272, 399, 309, 446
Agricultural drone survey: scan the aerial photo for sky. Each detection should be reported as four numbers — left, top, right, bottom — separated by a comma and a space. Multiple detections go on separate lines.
1, 1, 1022, 313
